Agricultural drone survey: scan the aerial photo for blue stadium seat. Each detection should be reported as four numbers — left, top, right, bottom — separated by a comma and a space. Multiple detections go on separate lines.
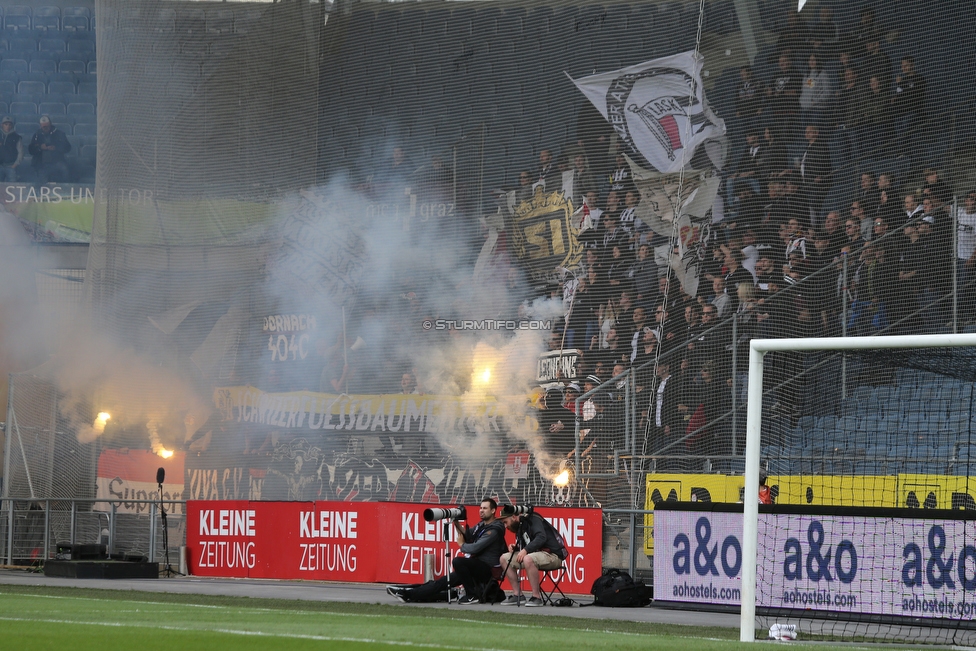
767, 459, 792, 475
86, 61, 96, 75
854, 460, 886, 475
63, 7, 90, 19
29, 59, 56, 75
0, 102, 6, 117
38, 102, 64, 118
958, 445, 975, 460
9, 101, 36, 116
817, 415, 837, 430
33, 14, 60, 32
0, 80, 14, 96
3, 15, 30, 31
72, 121, 95, 137
38, 38, 65, 54
77, 81, 95, 96
66, 39, 94, 56
48, 81, 75, 95
0, 59, 27, 76
17, 80, 45, 101
62, 15, 87, 32
59, 59, 85, 74
66, 102, 93, 118
852, 385, 873, 404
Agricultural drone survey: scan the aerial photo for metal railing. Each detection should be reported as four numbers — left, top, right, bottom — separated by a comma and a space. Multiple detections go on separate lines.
0, 498, 185, 567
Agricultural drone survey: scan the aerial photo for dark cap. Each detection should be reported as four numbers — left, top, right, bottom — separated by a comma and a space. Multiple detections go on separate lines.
584, 374, 600, 385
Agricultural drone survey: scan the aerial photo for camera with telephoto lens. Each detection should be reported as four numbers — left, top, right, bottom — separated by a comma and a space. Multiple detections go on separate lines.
423, 506, 466, 522
509, 504, 533, 516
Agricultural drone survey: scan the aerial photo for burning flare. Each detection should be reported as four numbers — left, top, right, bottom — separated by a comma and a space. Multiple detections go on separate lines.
553, 470, 571, 487
92, 411, 111, 434
157, 448, 174, 459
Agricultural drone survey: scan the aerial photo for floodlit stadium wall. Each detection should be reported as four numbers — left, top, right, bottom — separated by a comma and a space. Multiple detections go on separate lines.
5, 2, 976, 634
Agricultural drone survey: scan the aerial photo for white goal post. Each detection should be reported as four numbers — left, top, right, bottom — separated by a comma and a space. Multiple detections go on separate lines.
740, 333, 976, 642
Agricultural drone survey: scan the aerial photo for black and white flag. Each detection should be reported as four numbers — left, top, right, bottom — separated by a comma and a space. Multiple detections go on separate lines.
569, 51, 726, 174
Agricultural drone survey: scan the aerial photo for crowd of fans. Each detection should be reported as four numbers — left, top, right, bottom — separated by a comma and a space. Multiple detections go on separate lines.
514, 6, 971, 469
257, 6, 972, 479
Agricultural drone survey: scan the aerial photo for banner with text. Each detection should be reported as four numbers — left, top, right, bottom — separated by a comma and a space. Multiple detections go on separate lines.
654, 506, 976, 620
187, 500, 601, 591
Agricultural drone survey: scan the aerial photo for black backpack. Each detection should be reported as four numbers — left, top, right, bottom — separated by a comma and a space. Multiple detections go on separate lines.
590, 569, 651, 607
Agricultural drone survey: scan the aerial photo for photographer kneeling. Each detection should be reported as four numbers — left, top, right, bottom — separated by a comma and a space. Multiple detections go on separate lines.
387, 498, 507, 604
498, 505, 567, 607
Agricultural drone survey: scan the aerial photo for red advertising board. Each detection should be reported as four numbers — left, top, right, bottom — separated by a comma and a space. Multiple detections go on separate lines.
186, 501, 602, 592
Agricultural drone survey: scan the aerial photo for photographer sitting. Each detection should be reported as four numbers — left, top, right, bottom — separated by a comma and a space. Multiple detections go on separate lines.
387, 498, 507, 604
498, 505, 568, 607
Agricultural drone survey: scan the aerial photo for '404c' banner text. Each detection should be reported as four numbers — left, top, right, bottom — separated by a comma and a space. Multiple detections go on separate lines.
186, 501, 601, 592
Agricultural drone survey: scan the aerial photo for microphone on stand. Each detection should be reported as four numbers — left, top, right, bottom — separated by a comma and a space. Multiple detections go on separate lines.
156, 467, 165, 486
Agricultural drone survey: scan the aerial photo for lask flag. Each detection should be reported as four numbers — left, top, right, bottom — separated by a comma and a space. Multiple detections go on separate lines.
568, 51, 726, 174
627, 155, 721, 298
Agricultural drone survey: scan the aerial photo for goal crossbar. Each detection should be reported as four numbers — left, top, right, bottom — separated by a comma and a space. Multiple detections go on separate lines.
741, 333, 976, 642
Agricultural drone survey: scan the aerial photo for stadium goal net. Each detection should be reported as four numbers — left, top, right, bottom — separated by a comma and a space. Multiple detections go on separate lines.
739, 333, 976, 645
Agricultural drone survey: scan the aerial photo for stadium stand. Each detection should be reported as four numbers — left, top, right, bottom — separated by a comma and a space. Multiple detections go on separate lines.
0, 2, 96, 182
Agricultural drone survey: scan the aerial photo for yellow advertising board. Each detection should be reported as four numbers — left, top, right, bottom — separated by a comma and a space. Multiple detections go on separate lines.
644, 473, 976, 555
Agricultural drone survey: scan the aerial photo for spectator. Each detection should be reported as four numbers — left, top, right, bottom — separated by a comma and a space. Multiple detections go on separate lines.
856, 172, 880, 219
843, 216, 866, 256
0, 116, 23, 182
808, 6, 839, 56
896, 220, 926, 333
776, 11, 809, 57
728, 131, 764, 199
799, 125, 831, 226
858, 76, 891, 159
875, 175, 902, 226
892, 56, 927, 146
710, 276, 732, 318
628, 243, 657, 305
862, 37, 892, 90
799, 54, 833, 126
536, 149, 557, 189
571, 153, 597, 207
921, 169, 952, 208
844, 6, 879, 55
902, 193, 923, 228
606, 153, 633, 195
766, 53, 802, 133
917, 214, 950, 331
957, 191, 976, 323
834, 67, 861, 161
28, 115, 71, 185
815, 211, 846, 262
723, 246, 754, 297
851, 200, 872, 243
760, 126, 789, 179
649, 360, 681, 460
516, 170, 534, 201
604, 190, 624, 229
734, 66, 764, 120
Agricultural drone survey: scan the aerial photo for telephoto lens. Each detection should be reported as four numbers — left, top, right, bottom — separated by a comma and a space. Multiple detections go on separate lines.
511, 504, 533, 516
423, 506, 465, 522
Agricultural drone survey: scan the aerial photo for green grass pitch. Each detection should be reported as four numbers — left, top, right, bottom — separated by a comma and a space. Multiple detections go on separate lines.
0, 585, 901, 650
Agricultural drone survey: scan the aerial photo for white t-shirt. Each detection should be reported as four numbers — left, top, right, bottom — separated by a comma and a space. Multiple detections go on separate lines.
958, 208, 976, 261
